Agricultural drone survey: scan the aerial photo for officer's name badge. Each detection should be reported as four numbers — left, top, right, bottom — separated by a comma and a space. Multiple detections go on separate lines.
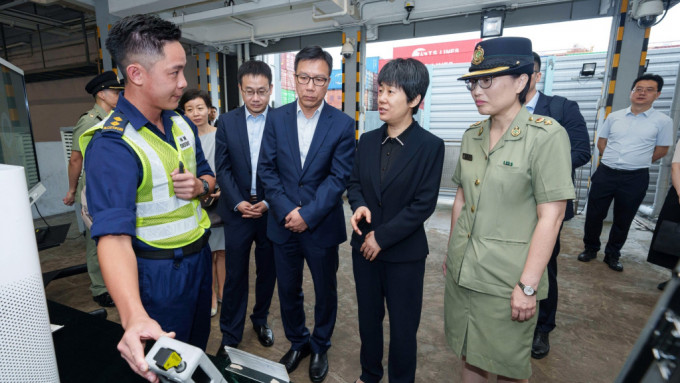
462, 153, 473, 161
178, 135, 191, 149
503, 161, 513, 167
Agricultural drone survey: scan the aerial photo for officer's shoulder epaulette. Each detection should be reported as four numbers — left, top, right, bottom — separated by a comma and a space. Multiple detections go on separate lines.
527, 114, 559, 131
466, 119, 487, 131
100, 111, 128, 134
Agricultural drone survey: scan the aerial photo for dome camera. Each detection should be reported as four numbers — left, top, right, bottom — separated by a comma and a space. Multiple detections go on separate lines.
341, 38, 355, 59
631, 0, 665, 28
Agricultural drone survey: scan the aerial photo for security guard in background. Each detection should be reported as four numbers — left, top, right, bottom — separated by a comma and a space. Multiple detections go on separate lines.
80, 14, 216, 382
62, 70, 123, 307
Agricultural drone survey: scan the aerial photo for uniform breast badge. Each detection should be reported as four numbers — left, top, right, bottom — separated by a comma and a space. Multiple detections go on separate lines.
511, 126, 521, 137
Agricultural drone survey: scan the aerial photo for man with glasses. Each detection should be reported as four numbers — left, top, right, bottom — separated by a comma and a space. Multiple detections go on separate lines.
525, 52, 590, 360
578, 74, 673, 272
214, 60, 277, 357
259, 46, 355, 383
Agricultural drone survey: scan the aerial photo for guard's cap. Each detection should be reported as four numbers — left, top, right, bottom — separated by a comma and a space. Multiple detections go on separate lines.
85, 71, 124, 95
458, 37, 534, 80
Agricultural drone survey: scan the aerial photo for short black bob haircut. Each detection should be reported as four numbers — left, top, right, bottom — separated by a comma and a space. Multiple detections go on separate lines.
179, 89, 213, 112
238, 60, 273, 85
106, 14, 182, 78
632, 73, 663, 92
294, 46, 333, 76
378, 58, 429, 115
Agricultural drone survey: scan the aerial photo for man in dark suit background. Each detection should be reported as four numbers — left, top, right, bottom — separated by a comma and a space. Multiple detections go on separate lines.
258, 46, 355, 383
525, 51, 591, 359
214, 60, 277, 356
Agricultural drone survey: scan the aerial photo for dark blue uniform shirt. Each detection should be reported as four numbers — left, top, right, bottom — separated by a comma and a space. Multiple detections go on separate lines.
84, 92, 213, 251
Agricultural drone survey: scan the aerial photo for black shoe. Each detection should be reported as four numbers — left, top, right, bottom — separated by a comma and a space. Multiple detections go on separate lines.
658, 280, 670, 291
603, 254, 623, 272
215, 343, 238, 358
531, 330, 550, 359
577, 250, 597, 262
92, 292, 115, 307
253, 323, 274, 347
309, 352, 328, 383
279, 343, 311, 373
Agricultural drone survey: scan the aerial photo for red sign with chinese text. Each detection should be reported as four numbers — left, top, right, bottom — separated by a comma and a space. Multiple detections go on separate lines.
393, 39, 481, 65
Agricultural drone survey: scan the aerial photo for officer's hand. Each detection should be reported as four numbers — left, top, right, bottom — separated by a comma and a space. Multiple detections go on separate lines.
63, 190, 76, 206
350, 206, 371, 235
170, 169, 201, 200
118, 314, 175, 382
360, 231, 381, 261
510, 285, 536, 322
284, 207, 307, 232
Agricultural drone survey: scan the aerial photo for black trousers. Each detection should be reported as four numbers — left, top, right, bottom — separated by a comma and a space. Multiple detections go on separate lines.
536, 225, 562, 333
352, 249, 425, 383
583, 164, 649, 259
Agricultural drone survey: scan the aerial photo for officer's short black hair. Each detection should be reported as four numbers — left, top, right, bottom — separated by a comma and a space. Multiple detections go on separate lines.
294, 46, 332, 76
510, 73, 531, 105
179, 89, 213, 111
237, 60, 273, 85
378, 58, 429, 115
632, 73, 663, 92
106, 14, 182, 77
532, 52, 541, 72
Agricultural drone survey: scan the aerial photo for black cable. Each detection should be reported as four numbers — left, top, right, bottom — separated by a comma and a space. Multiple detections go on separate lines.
32, 203, 51, 229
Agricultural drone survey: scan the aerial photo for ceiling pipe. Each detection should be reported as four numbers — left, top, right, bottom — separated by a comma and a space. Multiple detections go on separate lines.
312, 0, 349, 20
0, 0, 30, 12
229, 16, 268, 47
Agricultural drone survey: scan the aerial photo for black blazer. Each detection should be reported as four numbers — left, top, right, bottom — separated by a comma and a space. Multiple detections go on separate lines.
347, 121, 445, 262
214, 105, 271, 224
534, 91, 591, 220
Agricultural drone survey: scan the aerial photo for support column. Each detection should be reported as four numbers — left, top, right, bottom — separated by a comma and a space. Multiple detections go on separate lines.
94, 0, 114, 73
341, 26, 365, 141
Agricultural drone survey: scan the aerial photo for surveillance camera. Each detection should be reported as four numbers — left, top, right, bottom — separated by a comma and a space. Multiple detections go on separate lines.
341, 39, 354, 59
404, 0, 415, 13
631, 0, 664, 28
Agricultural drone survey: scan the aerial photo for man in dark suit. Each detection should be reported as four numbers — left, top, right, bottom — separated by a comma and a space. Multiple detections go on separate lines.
525, 51, 591, 359
214, 60, 277, 355
258, 46, 355, 383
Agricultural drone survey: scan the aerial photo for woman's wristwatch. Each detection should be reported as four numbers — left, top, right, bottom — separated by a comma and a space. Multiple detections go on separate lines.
517, 281, 536, 296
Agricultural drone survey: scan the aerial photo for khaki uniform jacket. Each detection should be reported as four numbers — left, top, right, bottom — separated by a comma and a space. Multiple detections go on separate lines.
72, 103, 109, 204
446, 107, 575, 300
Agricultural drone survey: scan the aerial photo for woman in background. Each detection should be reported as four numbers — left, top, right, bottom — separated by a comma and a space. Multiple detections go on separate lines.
180, 89, 225, 317
647, 138, 680, 290
444, 37, 574, 382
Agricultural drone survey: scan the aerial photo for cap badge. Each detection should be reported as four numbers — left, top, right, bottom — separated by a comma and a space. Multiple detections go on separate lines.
511, 126, 521, 137
472, 45, 485, 65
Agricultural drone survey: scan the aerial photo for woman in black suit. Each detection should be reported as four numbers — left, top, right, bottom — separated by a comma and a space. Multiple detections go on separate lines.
347, 58, 445, 383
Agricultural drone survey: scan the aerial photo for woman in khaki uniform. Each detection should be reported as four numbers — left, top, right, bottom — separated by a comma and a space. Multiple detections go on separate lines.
444, 37, 575, 382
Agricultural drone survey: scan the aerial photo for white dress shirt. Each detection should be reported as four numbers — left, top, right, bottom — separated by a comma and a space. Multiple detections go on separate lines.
525, 91, 540, 114
234, 106, 269, 211
296, 100, 324, 168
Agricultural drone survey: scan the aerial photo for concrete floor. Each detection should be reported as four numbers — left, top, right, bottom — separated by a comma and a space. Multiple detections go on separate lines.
39, 200, 670, 382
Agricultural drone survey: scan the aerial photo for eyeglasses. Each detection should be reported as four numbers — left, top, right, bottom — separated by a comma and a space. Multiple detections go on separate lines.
242, 88, 270, 98
295, 74, 329, 86
465, 76, 494, 91
632, 87, 657, 94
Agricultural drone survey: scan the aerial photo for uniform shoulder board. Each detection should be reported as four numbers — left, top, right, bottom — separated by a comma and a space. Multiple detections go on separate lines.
101, 111, 128, 133
471, 120, 484, 127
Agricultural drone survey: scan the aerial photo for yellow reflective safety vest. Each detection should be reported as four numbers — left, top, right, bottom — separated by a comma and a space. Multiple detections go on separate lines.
80, 111, 209, 249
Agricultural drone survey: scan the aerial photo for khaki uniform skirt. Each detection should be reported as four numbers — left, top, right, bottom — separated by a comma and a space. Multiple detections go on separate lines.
444, 273, 536, 379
